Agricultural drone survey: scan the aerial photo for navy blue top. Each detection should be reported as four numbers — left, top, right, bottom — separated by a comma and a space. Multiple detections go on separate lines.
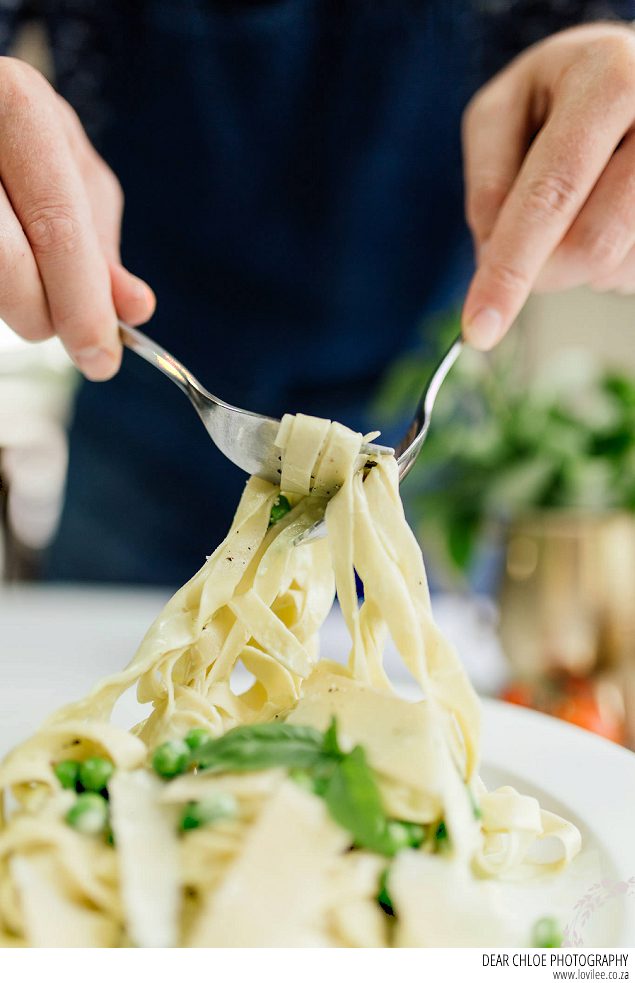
2, 1, 630, 585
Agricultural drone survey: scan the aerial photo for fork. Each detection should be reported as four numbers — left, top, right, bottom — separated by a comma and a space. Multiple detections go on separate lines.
119, 322, 392, 485
294, 333, 463, 544
394, 333, 463, 481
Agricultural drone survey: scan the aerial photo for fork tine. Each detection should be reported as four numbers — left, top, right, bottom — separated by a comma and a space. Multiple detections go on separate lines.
361, 442, 393, 456
294, 335, 463, 547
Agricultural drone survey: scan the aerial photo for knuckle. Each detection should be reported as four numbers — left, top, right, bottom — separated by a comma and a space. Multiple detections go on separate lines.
54, 309, 109, 351
466, 176, 509, 231
523, 173, 579, 221
596, 33, 635, 92
462, 79, 502, 131
0, 55, 36, 89
15, 318, 54, 343
56, 93, 81, 127
99, 161, 124, 211
0, 57, 47, 114
482, 258, 530, 294
24, 202, 83, 255
582, 227, 627, 276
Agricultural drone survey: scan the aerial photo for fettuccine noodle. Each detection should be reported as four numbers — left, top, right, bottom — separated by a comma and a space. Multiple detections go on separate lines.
0, 414, 581, 947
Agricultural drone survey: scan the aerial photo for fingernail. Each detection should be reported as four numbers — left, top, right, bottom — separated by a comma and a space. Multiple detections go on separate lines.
73, 346, 118, 380
465, 306, 503, 350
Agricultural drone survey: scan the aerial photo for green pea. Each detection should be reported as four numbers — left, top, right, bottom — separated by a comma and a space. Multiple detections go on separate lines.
180, 793, 237, 832
385, 819, 426, 852
152, 739, 191, 779
79, 756, 114, 793
532, 916, 562, 948
184, 728, 210, 751
269, 495, 291, 526
377, 868, 395, 916
54, 759, 80, 790
66, 793, 109, 836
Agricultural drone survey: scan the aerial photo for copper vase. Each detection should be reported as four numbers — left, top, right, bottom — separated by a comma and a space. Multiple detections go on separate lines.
498, 510, 635, 744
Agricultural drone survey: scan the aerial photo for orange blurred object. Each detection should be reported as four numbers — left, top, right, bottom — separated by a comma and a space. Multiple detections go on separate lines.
501, 673, 627, 745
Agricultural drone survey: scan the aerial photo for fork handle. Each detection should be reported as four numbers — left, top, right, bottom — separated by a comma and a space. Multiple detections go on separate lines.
119, 321, 205, 398
396, 334, 463, 481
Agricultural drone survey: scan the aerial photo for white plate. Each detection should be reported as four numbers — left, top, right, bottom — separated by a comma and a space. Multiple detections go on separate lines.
480, 699, 635, 946
1, 587, 634, 946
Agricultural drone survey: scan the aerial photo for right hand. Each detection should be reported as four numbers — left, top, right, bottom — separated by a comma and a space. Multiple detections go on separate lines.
0, 57, 155, 380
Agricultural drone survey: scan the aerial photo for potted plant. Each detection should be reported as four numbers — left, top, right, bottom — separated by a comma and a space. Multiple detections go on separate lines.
376, 311, 635, 743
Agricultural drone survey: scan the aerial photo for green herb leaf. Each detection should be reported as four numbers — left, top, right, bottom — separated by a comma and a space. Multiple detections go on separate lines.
323, 716, 342, 758
192, 722, 329, 773
324, 745, 397, 857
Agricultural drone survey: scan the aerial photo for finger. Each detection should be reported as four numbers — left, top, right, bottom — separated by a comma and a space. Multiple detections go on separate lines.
0, 74, 119, 379
536, 128, 635, 292
58, 97, 155, 325
462, 69, 534, 247
463, 66, 635, 349
0, 181, 52, 341
589, 243, 635, 294
110, 261, 156, 326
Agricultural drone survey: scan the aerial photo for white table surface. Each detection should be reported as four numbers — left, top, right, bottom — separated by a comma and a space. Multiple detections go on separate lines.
0, 584, 509, 752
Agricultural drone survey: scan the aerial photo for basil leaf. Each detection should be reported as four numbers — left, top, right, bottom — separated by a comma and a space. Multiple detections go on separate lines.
323, 716, 342, 758
324, 745, 396, 857
192, 722, 328, 773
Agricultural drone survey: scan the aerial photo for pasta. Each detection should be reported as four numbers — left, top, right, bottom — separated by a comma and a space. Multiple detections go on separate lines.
0, 413, 581, 947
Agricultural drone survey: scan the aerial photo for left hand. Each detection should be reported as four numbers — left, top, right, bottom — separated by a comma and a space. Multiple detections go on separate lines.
462, 23, 635, 349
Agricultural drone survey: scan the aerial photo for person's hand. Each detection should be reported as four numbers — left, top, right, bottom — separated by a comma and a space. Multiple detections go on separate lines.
462, 23, 635, 350
0, 57, 155, 379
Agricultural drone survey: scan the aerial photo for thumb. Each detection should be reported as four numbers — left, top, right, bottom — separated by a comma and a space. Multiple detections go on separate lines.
109, 261, 156, 327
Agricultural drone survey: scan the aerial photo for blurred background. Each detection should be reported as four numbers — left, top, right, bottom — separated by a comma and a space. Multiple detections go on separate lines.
377, 291, 635, 750
1, 11, 634, 751
5, 273, 635, 749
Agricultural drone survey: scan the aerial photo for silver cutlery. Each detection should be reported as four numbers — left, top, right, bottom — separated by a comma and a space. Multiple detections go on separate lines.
120, 321, 392, 486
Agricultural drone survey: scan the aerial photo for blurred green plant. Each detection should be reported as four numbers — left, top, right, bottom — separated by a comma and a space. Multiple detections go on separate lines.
376, 310, 635, 582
